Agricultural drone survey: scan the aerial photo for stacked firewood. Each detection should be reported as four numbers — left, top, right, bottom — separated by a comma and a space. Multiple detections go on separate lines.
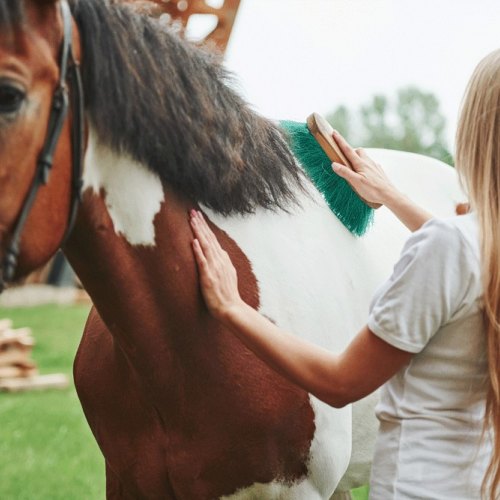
0, 319, 68, 392
0, 319, 38, 379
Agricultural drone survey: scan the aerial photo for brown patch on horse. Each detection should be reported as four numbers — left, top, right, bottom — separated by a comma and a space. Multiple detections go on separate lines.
66, 185, 316, 498
74, 307, 177, 499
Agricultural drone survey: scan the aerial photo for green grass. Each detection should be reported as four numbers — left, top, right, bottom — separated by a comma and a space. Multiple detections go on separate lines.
0, 305, 105, 500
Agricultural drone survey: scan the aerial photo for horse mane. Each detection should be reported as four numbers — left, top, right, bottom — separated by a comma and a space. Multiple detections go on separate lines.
67, 0, 305, 215
0, 2, 24, 31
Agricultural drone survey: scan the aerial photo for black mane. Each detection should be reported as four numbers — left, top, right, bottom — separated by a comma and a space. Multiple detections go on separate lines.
0, 1, 24, 31
68, 0, 304, 215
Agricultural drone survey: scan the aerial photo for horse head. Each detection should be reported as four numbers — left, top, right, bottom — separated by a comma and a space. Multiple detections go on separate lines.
0, 0, 83, 289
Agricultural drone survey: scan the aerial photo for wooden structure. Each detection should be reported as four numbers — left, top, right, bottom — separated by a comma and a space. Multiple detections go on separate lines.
0, 319, 37, 379
125, 0, 242, 52
0, 319, 68, 392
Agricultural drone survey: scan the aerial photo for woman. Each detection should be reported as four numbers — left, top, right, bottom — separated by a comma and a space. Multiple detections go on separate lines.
189, 49, 500, 499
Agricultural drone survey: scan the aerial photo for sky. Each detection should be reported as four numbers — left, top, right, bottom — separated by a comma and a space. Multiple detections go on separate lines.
189, 0, 500, 151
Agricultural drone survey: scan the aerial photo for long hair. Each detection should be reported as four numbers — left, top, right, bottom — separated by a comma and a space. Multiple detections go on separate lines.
455, 48, 500, 500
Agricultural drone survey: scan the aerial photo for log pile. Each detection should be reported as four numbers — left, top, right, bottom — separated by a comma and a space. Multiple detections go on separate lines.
0, 319, 68, 392
0, 319, 37, 379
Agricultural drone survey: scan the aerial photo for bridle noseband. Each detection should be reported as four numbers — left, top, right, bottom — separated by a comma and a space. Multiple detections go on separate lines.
0, 0, 84, 293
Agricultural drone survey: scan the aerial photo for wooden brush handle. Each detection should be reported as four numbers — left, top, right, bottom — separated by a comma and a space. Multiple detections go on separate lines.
306, 113, 382, 209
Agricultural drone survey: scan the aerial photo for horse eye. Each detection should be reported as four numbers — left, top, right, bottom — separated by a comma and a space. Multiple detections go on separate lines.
0, 85, 25, 114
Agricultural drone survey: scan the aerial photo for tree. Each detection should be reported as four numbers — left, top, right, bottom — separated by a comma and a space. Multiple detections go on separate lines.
327, 86, 453, 165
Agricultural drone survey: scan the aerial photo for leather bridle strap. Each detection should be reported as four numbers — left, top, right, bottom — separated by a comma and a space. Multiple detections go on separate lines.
0, 0, 84, 291
63, 2, 85, 247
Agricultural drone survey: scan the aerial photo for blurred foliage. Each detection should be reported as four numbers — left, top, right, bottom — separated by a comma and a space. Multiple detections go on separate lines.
0, 305, 104, 500
327, 86, 454, 165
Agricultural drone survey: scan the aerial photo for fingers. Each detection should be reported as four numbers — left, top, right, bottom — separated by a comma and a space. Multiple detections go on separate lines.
189, 209, 232, 273
190, 210, 221, 258
190, 211, 216, 246
355, 147, 369, 160
190, 214, 212, 259
332, 130, 361, 170
355, 147, 380, 170
189, 209, 243, 318
332, 162, 361, 185
192, 238, 208, 269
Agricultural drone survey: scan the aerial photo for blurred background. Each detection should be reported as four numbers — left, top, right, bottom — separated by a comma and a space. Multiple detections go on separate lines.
221, 0, 500, 165
1, 1, 499, 498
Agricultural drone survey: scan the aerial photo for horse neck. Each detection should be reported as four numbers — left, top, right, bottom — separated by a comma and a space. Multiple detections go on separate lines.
63, 131, 204, 366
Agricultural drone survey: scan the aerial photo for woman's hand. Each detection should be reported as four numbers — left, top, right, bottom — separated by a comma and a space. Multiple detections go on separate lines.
188, 215, 411, 410
189, 210, 244, 320
331, 130, 398, 206
332, 131, 434, 231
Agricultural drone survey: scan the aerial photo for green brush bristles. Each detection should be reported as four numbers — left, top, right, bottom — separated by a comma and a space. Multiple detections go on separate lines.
280, 120, 374, 237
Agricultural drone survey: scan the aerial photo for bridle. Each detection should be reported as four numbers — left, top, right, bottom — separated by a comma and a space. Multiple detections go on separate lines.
0, 0, 85, 293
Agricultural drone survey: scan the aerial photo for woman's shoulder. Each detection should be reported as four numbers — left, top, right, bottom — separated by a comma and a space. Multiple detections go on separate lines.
412, 213, 479, 263
368, 214, 482, 353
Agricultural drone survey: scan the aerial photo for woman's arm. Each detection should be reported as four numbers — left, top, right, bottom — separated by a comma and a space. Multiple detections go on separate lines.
190, 210, 412, 408
331, 131, 433, 232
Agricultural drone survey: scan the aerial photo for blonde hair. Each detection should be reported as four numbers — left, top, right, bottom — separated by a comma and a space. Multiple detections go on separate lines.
456, 48, 500, 499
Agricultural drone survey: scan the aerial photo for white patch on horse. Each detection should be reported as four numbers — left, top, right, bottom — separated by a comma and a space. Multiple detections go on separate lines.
219, 470, 325, 500
206, 149, 464, 499
208, 189, 360, 499
82, 129, 164, 246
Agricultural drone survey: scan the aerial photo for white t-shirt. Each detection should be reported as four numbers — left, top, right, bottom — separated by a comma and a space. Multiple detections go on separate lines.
367, 213, 491, 500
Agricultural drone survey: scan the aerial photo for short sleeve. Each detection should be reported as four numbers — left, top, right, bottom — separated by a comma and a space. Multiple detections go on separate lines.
367, 218, 475, 353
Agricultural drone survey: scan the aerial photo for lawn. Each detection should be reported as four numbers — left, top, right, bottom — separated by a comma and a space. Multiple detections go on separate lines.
0, 304, 105, 500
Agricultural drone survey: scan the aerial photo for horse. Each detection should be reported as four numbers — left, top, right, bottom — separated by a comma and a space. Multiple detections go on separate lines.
0, 0, 464, 498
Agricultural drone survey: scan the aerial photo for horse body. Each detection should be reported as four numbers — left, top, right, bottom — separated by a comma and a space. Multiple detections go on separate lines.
66, 132, 462, 499
0, 1, 464, 498
68, 131, 320, 498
